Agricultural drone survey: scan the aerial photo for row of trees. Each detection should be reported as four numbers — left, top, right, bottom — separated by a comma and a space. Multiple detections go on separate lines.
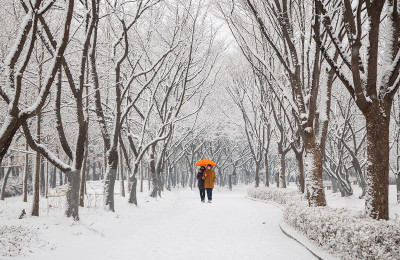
0, 0, 229, 220
2, 0, 290, 221
220, 0, 400, 220
2, 0, 400, 222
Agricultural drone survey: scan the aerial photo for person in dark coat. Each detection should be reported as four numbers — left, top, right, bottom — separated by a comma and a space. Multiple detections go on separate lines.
197, 166, 206, 202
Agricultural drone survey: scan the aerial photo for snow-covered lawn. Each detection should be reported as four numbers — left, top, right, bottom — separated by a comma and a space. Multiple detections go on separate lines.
325, 185, 400, 219
0, 184, 315, 260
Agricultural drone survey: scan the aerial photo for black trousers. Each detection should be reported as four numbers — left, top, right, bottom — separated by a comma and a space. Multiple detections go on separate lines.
206, 188, 213, 201
199, 189, 205, 201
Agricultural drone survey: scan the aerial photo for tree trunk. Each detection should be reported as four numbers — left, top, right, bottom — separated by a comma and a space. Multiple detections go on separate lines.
59, 171, 63, 186
189, 166, 194, 189
149, 145, 158, 198
32, 113, 41, 216
331, 177, 338, 193
79, 139, 89, 207
140, 161, 143, 192
352, 158, 366, 199
279, 152, 286, 188
119, 145, 125, 197
40, 158, 45, 197
51, 166, 57, 189
0, 167, 12, 200
23, 142, 29, 202
364, 112, 390, 220
45, 160, 49, 198
254, 163, 260, 187
128, 173, 138, 205
396, 173, 400, 203
264, 152, 269, 187
295, 152, 305, 193
103, 149, 118, 211
65, 170, 81, 220
304, 133, 327, 207
128, 162, 139, 205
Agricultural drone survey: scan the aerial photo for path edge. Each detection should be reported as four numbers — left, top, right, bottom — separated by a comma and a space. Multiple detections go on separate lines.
245, 195, 338, 260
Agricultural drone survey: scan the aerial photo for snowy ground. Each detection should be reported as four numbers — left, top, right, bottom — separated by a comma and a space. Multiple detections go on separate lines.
281, 183, 400, 219
325, 185, 400, 219
0, 183, 316, 260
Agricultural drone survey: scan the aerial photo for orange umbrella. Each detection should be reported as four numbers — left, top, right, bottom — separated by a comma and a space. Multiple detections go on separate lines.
195, 159, 216, 166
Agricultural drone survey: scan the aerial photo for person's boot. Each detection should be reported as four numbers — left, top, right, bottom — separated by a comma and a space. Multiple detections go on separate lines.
207, 200, 212, 203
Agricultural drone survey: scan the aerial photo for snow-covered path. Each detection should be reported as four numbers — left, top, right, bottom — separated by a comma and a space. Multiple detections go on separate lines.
14, 187, 315, 260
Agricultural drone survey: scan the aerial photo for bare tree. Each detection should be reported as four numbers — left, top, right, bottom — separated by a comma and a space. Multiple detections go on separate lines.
315, 0, 400, 219
0, 1, 73, 166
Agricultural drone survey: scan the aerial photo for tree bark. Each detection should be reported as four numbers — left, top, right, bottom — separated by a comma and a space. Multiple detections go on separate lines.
364, 111, 390, 220
45, 160, 49, 198
32, 112, 41, 216
295, 152, 305, 193
264, 152, 269, 187
119, 145, 125, 197
149, 144, 158, 198
40, 158, 45, 197
104, 149, 118, 211
23, 142, 29, 202
140, 161, 143, 192
128, 173, 138, 205
304, 132, 327, 207
279, 152, 286, 188
0, 167, 12, 200
396, 173, 400, 203
65, 170, 81, 220
254, 162, 260, 188
79, 139, 89, 207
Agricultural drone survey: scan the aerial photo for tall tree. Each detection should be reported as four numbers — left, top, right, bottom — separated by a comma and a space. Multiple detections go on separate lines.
315, 0, 400, 219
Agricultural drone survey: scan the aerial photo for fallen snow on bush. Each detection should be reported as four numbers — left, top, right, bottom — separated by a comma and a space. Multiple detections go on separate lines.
247, 186, 304, 204
0, 177, 32, 198
0, 225, 52, 257
284, 203, 400, 260
248, 186, 400, 260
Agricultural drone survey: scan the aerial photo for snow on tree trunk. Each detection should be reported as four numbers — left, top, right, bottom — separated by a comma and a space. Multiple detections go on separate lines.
79, 143, 88, 207
65, 170, 81, 221
279, 152, 286, 188
304, 133, 326, 207
149, 145, 158, 198
364, 113, 390, 220
103, 149, 118, 211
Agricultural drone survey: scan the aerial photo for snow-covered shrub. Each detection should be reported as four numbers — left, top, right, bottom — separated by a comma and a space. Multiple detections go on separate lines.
284, 203, 400, 260
247, 187, 304, 204
248, 186, 400, 259
0, 177, 32, 198
0, 225, 49, 257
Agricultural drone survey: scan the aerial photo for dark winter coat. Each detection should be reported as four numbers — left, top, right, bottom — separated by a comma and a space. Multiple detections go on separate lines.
197, 171, 205, 189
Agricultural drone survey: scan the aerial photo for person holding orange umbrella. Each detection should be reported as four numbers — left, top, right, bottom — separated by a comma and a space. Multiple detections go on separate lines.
203, 164, 216, 203
197, 166, 206, 202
